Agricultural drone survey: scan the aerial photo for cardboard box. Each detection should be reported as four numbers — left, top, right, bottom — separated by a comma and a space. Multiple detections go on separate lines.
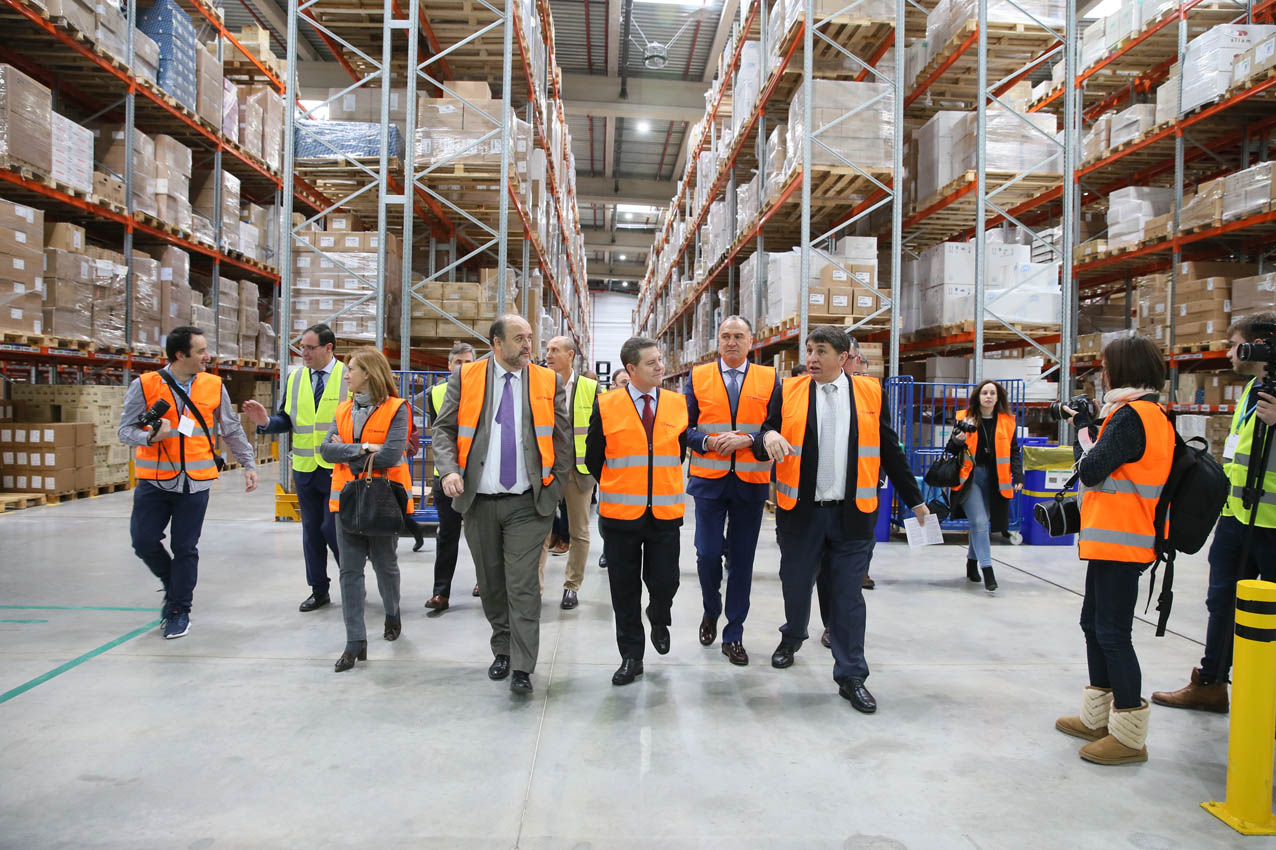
44, 222, 84, 252
0, 64, 53, 175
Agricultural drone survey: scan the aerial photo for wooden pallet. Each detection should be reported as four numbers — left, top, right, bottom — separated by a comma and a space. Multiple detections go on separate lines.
135, 210, 192, 241
908, 320, 1059, 341
1173, 340, 1230, 354
1073, 240, 1108, 262
1, 331, 47, 347
45, 336, 94, 352
0, 492, 47, 513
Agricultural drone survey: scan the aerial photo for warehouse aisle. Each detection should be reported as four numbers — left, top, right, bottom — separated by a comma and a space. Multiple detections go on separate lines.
0, 466, 1250, 850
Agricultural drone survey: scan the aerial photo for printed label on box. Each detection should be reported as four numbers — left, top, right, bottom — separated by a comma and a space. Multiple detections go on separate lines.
319, 236, 336, 248
319, 278, 335, 290
1260, 38, 1276, 61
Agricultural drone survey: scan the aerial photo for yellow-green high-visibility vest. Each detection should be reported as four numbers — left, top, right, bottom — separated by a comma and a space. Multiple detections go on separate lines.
429, 380, 448, 478
571, 374, 598, 475
285, 360, 347, 472
1223, 378, 1276, 528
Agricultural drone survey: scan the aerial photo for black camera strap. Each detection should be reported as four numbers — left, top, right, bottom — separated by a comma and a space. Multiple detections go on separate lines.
160, 370, 226, 472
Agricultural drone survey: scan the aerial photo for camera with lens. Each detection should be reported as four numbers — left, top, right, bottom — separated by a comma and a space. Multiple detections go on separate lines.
1048, 394, 1096, 431
1237, 321, 1276, 397
953, 418, 979, 435
136, 399, 170, 432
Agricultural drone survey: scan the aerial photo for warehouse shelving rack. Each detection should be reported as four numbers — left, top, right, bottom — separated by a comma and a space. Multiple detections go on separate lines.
636, 0, 915, 381
0, 0, 313, 383
280, 0, 590, 372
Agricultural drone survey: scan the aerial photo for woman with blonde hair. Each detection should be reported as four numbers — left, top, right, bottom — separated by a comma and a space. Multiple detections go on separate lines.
320, 347, 414, 672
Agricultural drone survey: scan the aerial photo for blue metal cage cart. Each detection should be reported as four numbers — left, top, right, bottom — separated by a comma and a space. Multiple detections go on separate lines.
395, 370, 451, 525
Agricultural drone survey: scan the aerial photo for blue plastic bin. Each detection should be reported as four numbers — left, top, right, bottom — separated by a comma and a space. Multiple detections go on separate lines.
1020, 445, 1079, 545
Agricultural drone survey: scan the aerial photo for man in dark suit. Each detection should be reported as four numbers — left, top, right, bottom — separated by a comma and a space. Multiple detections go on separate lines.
432, 315, 574, 695
684, 316, 776, 666
585, 336, 688, 686
758, 325, 928, 713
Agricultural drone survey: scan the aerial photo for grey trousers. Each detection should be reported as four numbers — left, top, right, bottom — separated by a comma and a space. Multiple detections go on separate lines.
337, 525, 401, 643
464, 492, 553, 674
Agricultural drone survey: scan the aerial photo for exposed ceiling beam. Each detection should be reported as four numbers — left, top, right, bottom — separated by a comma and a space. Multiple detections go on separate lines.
561, 74, 707, 123
603, 116, 616, 178
249, 0, 320, 61
577, 175, 674, 207
583, 227, 656, 251
586, 262, 647, 281
606, 0, 620, 77
700, 0, 739, 83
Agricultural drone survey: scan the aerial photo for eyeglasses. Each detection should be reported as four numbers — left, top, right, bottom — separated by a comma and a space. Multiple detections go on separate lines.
300, 344, 325, 352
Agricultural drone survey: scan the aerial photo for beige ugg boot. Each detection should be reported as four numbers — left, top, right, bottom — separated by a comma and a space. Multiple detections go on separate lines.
1056, 686, 1112, 741
1079, 699, 1149, 765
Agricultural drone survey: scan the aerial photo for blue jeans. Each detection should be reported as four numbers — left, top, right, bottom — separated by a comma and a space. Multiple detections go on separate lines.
1080, 559, 1143, 709
1200, 515, 1276, 683
130, 480, 211, 615
962, 465, 993, 568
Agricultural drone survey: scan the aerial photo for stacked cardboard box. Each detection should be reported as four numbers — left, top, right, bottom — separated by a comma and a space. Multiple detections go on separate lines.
42, 233, 92, 341
0, 199, 43, 336
139, 0, 198, 112
158, 245, 192, 334
50, 112, 93, 195
1222, 161, 1276, 223
95, 124, 158, 218
236, 84, 263, 159
191, 168, 240, 250
238, 279, 260, 358
291, 233, 403, 341
0, 64, 52, 176
134, 28, 161, 85
788, 80, 894, 171
0, 421, 95, 494
1232, 272, 1276, 322
1107, 186, 1174, 251
196, 42, 222, 128
95, 0, 127, 64
154, 134, 192, 234
8, 384, 128, 484
42, 0, 95, 39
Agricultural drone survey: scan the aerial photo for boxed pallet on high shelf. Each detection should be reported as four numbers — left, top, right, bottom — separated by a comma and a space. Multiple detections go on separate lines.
6, 383, 130, 487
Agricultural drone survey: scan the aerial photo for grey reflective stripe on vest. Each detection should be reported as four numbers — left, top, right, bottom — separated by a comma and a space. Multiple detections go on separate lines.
1232, 485, 1276, 506
600, 492, 684, 506
293, 424, 316, 436
997, 458, 1011, 467
698, 423, 732, 434
605, 455, 682, 469
776, 481, 799, 499
573, 426, 589, 436
856, 487, 878, 500
689, 456, 733, 470
735, 423, 762, 434
734, 459, 772, 472
534, 425, 554, 437
1098, 477, 1164, 499
292, 447, 316, 458
1078, 527, 1156, 548
542, 466, 553, 479
1233, 452, 1276, 473
859, 445, 880, 458
135, 456, 218, 472
286, 367, 305, 421
458, 425, 477, 437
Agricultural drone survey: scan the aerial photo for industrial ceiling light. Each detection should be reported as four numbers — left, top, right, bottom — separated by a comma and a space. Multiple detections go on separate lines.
636, 120, 651, 134
643, 42, 668, 69
628, 6, 712, 75
618, 254, 627, 261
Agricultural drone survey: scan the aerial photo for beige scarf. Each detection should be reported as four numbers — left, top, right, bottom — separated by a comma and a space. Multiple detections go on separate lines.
1099, 386, 1159, 420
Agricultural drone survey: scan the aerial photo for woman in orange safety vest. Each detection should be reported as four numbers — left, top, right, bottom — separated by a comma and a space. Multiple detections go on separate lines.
947, 380, 1023, 593
320, 347, 414, 674
1055, 334, 1174, 768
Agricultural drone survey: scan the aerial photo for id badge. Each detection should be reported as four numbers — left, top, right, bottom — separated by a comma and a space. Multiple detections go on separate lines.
178, 416, 197, 438
1223, 433, 1240, 461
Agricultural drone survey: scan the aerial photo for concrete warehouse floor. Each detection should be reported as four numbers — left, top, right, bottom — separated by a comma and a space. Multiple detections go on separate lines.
0, 465, 1265, 850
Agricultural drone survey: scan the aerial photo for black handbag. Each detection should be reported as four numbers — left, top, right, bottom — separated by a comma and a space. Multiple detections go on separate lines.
338, 453, 407, 536
924, 451, 964, 488
1033, 470, 1081, 537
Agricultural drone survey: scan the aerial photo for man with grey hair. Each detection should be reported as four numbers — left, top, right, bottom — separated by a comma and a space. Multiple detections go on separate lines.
539, 334, 598, 609
433, 315, 573, 695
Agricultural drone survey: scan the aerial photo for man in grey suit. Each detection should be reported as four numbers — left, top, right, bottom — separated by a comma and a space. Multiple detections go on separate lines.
432, 314, 573, 695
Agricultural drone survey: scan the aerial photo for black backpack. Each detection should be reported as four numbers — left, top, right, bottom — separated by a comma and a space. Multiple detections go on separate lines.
1146, 411, 1230, 635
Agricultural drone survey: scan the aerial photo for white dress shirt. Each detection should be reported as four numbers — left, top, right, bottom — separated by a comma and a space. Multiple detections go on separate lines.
564, 370, 577, 407
477, 359, 530, 495
311, 357, 336, 395
628, 382, 657, 412
814, 372, 851, 502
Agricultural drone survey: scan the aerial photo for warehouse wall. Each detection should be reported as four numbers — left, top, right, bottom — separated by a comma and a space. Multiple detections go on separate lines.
590, 292, 637, 386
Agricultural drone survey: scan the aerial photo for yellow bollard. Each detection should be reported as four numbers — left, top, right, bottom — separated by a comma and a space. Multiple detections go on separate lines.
1203, 579, 1276, 835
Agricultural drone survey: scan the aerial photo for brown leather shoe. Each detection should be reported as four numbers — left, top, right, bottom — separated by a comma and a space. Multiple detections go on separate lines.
820, 628, 831, 649
424, 594, 449, 611
699, 614, 717, 646
862, 574, 875, 590
721, 641, 749, 666
550, 541, 570, 556
1152, 667, 1229, 713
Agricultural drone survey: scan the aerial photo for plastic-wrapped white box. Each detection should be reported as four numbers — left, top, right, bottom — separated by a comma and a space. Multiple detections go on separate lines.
1109, 103, 1156, 148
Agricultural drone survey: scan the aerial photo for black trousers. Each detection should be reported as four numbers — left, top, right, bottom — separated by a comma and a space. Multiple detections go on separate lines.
130, 480, 210, 615
295, 467, 339, 594
602, 514, 680, 660
1079, 559, 1143, 709
430, 474, 464, 597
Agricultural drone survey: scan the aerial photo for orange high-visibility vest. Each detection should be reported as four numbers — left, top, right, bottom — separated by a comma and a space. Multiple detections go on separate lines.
134, 370, 223, 481
773, 375, 882, 512
597, 388, 688, 521
687, 361, 775, 484
327, 396, 415, 514
454, 358, 557, 487
953, 412, 1017, 499
1078, 400, 1175, 564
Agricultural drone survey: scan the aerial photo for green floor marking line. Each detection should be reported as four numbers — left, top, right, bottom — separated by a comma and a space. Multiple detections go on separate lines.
0, 619, 49, 624
0, 605, 158, 612
0, 619, 161, 706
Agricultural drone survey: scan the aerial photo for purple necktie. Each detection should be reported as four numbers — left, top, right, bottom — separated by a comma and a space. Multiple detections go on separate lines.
497, 372, 517, 490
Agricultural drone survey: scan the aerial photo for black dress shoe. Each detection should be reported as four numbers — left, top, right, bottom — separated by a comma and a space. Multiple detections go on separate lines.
612, 658, 644, 686
488, 654, 511, 680
599, 554, 608, 569
966, 558, 981, 582
650, 624, 670, 655
384, 615, 401, 641
410, 520, 425, 552
510, 671, 533, 694
472, 584, 481, 597
771, 642, 796, 669
839, 677, 877, 714
721, 641, 749, 666
299, 592, 330, 613
820, 628, 832, 649
982, 566, 998, 593
699, 614, 717, 646
334, 640, 367, 672
560, 589, 579, 610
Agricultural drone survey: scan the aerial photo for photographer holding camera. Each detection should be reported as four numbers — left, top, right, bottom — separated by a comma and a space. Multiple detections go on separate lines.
1153, 311, 1276, 714
1054, 335, 1175, 766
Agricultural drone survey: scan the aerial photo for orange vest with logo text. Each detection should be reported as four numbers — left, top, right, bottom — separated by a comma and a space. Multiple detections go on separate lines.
327, 396, 415, 514
597, 388, 688, 520
454, 358, 558, 487
773, 375, 882, 512
688, 361, 775, 484
135, 370, 222, 481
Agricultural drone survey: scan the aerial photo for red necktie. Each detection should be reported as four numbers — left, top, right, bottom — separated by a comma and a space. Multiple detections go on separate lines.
641, 394, 655, 441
